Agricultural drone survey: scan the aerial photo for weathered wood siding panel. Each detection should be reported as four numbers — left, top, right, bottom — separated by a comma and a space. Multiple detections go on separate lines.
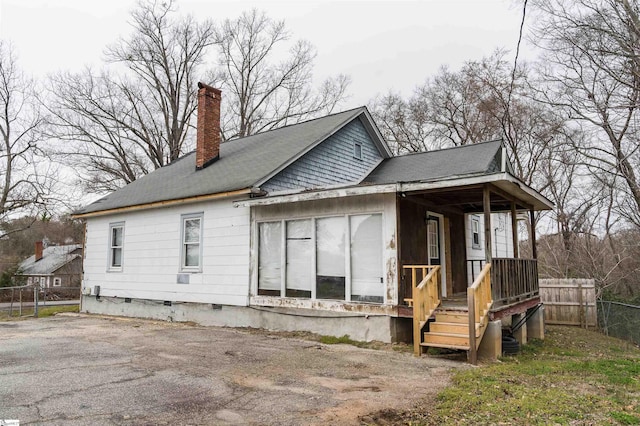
449, 213, 468, 294
398, 198, 428, 302
262, 118, 382, 192
83, 200, 250, 305
540, 278, 597, 327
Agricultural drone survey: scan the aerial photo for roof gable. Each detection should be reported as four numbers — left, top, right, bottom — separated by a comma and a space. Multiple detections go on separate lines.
76, 107, 390, 216
261, 117, 384, 192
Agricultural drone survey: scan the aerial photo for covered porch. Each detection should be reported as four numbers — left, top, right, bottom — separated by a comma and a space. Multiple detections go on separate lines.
397, 180, 551, 363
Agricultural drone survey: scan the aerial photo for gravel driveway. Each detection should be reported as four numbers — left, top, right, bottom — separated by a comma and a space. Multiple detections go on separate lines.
0, 314, 461, 425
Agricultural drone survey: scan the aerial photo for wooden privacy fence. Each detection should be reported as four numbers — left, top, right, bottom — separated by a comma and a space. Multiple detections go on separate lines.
539, 279, 596, 327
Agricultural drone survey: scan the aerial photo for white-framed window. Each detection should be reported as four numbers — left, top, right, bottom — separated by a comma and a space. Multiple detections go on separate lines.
472, 216, 481, 249
40, 277, 47, 288
109, 222, 125, 271
181, 213, 203, 272
427, 218, 439, 261
53, 277, 62, 287
353, 142, 363, 160
257, 213, 384, 304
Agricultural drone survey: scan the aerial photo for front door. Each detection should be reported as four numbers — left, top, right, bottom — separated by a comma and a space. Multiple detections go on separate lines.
427, 212, 446, 297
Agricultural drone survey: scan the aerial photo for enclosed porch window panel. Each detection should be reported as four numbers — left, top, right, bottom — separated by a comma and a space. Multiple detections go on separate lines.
258, 221, 282, 295
316, 216, 346, 300
254, 218, 385, 303
350, 214, 384, 303
286, 219, 313, 298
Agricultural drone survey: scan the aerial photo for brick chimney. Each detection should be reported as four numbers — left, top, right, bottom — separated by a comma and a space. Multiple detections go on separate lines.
35, 241, 43, 262
196, 82, 222, 170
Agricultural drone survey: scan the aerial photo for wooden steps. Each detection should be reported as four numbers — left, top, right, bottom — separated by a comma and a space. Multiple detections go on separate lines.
420, 299, 489, 352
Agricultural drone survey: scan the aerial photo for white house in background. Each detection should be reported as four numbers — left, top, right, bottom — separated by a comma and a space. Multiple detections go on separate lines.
74, 83, 551, 354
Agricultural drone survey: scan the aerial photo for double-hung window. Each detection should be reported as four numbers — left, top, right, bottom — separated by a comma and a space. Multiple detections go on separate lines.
181, 213, 203, 271
471, 217, 481, 249
109, 223, 124, 271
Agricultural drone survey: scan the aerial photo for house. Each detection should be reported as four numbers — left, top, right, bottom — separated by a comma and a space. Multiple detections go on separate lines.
74, 83, 552, 362
17, 242, 83, 288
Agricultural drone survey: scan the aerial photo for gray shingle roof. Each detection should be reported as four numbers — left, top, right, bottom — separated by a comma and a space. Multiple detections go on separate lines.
364, 140, 504, 184
18, 244, 82, 276
76, 107, 367, 215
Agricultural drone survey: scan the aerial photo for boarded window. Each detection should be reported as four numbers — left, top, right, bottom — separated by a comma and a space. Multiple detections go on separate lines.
350, 214, 383, 303
316, 216, 346, 300
258, 221, 282, 296
286, 220, 312, 298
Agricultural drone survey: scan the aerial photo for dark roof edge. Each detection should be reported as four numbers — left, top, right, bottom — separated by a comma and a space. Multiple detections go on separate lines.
72, 187, 253, 219
389, 138, 503, 159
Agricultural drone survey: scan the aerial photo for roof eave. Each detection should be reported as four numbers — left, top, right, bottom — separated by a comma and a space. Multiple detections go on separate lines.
235, 172, 553, 211
72, 187, 253, 219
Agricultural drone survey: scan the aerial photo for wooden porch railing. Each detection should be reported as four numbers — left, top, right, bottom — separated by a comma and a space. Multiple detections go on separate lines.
491, 258, 539, 306
402, 265, 441, 356
468, 263, 493, 364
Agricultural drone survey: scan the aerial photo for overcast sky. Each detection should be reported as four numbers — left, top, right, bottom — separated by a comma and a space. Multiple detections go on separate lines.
0, 0, 535, 107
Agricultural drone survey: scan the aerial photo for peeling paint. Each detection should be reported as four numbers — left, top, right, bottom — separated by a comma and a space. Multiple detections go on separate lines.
386, 257, 397, 303
250, 296, 400, 316
387, 233, 396, 250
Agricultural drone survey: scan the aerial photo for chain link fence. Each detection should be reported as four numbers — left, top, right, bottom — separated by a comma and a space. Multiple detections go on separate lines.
0, 285, 80, 318
597, 300, 640, 346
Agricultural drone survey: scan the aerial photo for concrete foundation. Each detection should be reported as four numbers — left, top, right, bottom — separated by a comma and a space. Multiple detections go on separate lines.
527, 305, 545, 340
81, 296, 409, 343
512, 312, 528, 345
478, 320, 502, 361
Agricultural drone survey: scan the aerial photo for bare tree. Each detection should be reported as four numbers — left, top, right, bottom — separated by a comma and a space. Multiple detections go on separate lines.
368, 91, 432, 153
47, 0, 215, 192
369, 51, 563, 190
214, 9, 350, 140
531, 0, 640, 229
0, 41, 53, 238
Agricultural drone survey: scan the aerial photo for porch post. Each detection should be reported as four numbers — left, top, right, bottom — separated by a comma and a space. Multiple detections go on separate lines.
511, 201, 519, 258
483, 185, 492, 265
529, 208, 537, 259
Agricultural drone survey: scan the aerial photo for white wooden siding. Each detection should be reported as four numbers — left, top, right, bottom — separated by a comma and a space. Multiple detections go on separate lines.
83, 200, 250, 305
465, 212, 514, 285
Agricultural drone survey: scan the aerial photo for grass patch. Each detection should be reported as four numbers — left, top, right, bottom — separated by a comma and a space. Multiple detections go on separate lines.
384, 326, 640, 425
0, 304, 79, 320
318, 334, 393, 350
37, 305, 79, 318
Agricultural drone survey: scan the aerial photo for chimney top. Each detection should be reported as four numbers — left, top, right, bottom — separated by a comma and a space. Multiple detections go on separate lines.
198, 82, 221, 95
196, 82, 222, 170
35, 241, 43, 262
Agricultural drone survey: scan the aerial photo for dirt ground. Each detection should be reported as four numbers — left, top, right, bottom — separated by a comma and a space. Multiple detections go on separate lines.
0, 314, 463, 425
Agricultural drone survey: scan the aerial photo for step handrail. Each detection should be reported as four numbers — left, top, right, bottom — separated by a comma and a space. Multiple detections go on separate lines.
468, 263, 493, 364
403, 265, 441, 356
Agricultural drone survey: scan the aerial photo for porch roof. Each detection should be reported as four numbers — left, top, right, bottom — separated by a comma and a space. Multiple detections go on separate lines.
234, 172, 554, 211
